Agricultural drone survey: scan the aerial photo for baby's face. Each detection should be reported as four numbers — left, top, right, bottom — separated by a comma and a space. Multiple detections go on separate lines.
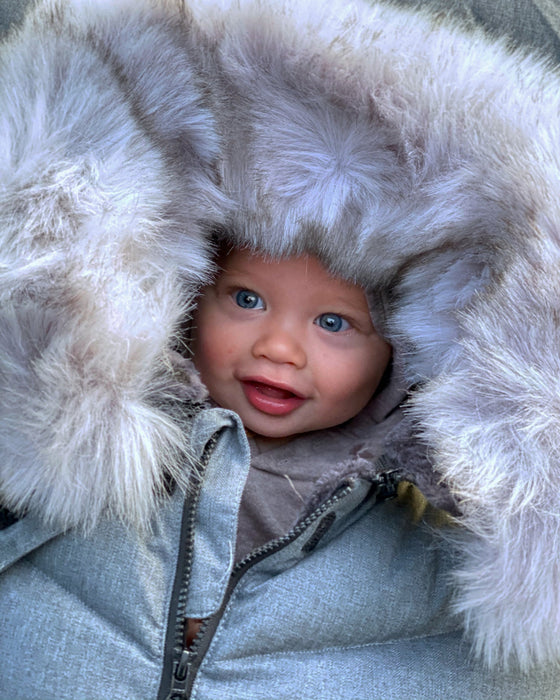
192, 249, 391, 439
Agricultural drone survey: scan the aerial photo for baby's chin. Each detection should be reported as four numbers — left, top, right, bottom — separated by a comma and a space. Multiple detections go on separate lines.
244, 430, 295, 449
242, 420, 298, 442
241, 414, 307, 442
241, 414, 336, 443
217, 394, 354, 440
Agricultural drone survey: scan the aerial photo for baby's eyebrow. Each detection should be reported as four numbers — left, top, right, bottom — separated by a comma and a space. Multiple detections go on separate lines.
216, 271, 249, 285
220, 267, 254, 280
321, 298, 369, 315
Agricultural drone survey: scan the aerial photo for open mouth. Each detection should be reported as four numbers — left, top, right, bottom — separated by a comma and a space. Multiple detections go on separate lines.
241, 379, 306, 416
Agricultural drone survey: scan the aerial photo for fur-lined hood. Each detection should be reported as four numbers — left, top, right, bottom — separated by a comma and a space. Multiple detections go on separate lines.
2, 0, 560, 672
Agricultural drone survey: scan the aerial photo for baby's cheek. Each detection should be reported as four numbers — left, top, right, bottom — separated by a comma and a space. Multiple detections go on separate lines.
201, 336, 240, 380
344, 364, 382, 405
210, 337, 237, 364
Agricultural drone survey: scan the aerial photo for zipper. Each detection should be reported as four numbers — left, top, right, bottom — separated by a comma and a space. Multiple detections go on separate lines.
179, 472, 399, 698
163, 466, 399, 699
161, 431, 220, 700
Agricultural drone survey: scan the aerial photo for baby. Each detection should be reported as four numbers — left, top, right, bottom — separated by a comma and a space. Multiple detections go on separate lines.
192, 247, 392, 440
187, 246, 392, 647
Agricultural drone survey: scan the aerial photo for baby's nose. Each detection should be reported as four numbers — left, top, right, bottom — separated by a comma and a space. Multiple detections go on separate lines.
251, 325, 306, 368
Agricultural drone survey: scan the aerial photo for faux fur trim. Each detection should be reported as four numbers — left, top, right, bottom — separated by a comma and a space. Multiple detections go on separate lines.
411, 251, 560, 669
0, 0, 225, 530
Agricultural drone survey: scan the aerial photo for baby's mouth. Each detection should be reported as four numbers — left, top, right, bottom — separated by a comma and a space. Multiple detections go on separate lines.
240, 379, 306, 416
249, 381, 297, 399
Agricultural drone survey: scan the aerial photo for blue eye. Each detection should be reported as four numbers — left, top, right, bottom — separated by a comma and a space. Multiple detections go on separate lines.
235, 289, 264, 309
315, 313, 351, 333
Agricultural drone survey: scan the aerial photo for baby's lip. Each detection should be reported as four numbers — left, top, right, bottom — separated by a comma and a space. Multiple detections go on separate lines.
239, 376, 307, 416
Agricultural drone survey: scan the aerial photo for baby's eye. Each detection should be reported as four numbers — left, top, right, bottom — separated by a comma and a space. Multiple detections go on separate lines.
315, 313, 351, 333
234, 289, 265, 309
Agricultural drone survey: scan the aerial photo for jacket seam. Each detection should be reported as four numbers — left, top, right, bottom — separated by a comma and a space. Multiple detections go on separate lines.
193, 571, 462, 682
201, 629, 465, 666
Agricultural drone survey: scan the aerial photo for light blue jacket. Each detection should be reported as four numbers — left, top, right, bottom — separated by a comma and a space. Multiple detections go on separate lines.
2, 406, 560, 700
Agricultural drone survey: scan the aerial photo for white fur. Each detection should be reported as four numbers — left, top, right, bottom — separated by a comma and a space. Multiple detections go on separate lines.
0, 0, 227, 530
411, 248, 560, 669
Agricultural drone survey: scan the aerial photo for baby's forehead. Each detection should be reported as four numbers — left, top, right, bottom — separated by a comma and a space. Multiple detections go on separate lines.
217, 247, 353, 286
214, 246, 371, 313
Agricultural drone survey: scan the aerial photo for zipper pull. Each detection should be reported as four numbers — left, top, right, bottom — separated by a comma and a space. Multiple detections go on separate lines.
165, 617, 208, 699
164, 649, 192, 700
174, 648, 192, 682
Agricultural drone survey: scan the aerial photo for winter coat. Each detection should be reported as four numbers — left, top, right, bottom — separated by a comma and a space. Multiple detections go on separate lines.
2, 0, 560, 697
4, 406, 560, 700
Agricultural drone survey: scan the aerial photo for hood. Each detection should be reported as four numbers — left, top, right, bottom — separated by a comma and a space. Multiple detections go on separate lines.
2, 0, 560, 671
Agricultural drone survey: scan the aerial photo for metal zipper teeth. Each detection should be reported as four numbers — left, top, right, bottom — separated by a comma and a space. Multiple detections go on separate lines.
164, 431, 221, 700
181, 481, 357, 697
233, 482, 355, 576
228, 469, 399, 580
